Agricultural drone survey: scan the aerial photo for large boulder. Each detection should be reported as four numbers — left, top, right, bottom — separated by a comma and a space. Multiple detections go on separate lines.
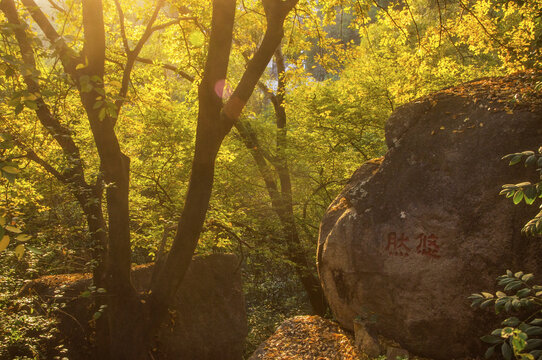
21, 253, 247, 360
317, 72, 542, 359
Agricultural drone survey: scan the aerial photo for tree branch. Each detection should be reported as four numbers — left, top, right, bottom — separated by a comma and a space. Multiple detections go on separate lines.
150, 16, 197, 32
20, 0, 79, 77
114, 0, 166, 118
1, 0, 86, 186
223, 0, 299, 123
134, 56, 195, 82
0, 121, 68, 183
113, 0, 130, 54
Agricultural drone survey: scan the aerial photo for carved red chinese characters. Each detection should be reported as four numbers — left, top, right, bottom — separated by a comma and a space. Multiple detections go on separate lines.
385, 232, 440, 258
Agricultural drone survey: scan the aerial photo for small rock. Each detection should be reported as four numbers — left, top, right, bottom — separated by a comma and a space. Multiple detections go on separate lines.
386, 346, 409, 360
353, 318, 381, 357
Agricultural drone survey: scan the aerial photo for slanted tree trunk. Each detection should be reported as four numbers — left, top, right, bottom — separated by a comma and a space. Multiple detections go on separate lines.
234, 47, 327, 315
147, 0, 300, 349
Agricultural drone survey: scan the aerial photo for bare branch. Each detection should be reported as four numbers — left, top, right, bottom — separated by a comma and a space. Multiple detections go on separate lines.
115, 0, 166, 117
113, 0, 131, 54
135, 57, 195, 82
207, 220, 254, 249
46, 0, 65, 13
150, 17, 197, 32
0, 121, 68, 183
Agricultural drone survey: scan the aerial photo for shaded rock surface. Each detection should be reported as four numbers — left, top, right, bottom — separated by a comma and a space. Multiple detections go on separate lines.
317, 72, 542, 359
249, 315, 360, 360
20, 253, 247, 360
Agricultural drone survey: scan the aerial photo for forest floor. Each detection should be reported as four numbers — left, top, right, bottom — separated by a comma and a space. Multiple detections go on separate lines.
249, 315, 362, 360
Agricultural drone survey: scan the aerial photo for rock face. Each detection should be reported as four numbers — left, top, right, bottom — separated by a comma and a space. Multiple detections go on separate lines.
317, 73, 542, 359
22, 254, 247, 360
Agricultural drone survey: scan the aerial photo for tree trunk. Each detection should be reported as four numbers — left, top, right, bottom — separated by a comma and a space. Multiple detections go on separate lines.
234, 47, 328, 315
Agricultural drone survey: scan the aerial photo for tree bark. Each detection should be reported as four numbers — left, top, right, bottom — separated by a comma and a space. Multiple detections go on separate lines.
235, 48, 328, 315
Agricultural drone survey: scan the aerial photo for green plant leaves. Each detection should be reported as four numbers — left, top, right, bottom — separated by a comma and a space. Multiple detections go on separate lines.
502, 341, 513, 360
482, 335, 503, 345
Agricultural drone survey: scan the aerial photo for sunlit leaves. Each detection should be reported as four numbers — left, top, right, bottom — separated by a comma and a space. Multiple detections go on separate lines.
501, 147, 542, 235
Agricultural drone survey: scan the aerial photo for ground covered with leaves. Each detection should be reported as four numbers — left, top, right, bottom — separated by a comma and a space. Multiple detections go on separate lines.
249, 315, 361, 360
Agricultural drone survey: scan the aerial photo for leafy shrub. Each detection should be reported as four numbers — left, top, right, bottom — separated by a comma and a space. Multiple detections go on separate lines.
0, 266, 67, 359
500, 147, 542, 236
470, 270, 542, 360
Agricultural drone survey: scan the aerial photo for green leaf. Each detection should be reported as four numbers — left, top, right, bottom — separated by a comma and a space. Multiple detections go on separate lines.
5, 225, 22, 233
23, 100, 38, 110
525, 326, 542, 336
504, 280, 523, 292
93, 311, 102, 320
510, 155, 523, 166
481, 335, 504, 345
481, 299, 494, 309
502, 317, 520, 327
502, 342, 512, 360
98, 107, 106, 121
14, 102, 24, 115
512, 335, 528, 352
0, 235, 9, 252
505, 300, 513, 312
2, 166, 19, 174
15, 234, 31, 242
513, 190, 524, 204
524, 187, 538, 205
93, 100, 104, 110
492, 328, 504, 336
26, 245, 43, 255
485, 345, 496, 359
526, 339, 542, 351
522, 273, 535, 282
530, 319, 542, 326
530, 350, 542, 358
81, 82, 93, 93
80, 290, 91, 298
14, 244, 24, 260
526, 155, 537, 167
517, 288, 532, 298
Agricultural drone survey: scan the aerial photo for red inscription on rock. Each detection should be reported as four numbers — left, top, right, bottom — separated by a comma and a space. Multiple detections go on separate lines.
386, 232, 411, 256
385, 232, 440, 258
416, 233, 440, 258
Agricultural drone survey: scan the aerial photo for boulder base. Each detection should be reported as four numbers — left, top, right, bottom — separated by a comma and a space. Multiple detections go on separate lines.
318, 72, 542, 359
